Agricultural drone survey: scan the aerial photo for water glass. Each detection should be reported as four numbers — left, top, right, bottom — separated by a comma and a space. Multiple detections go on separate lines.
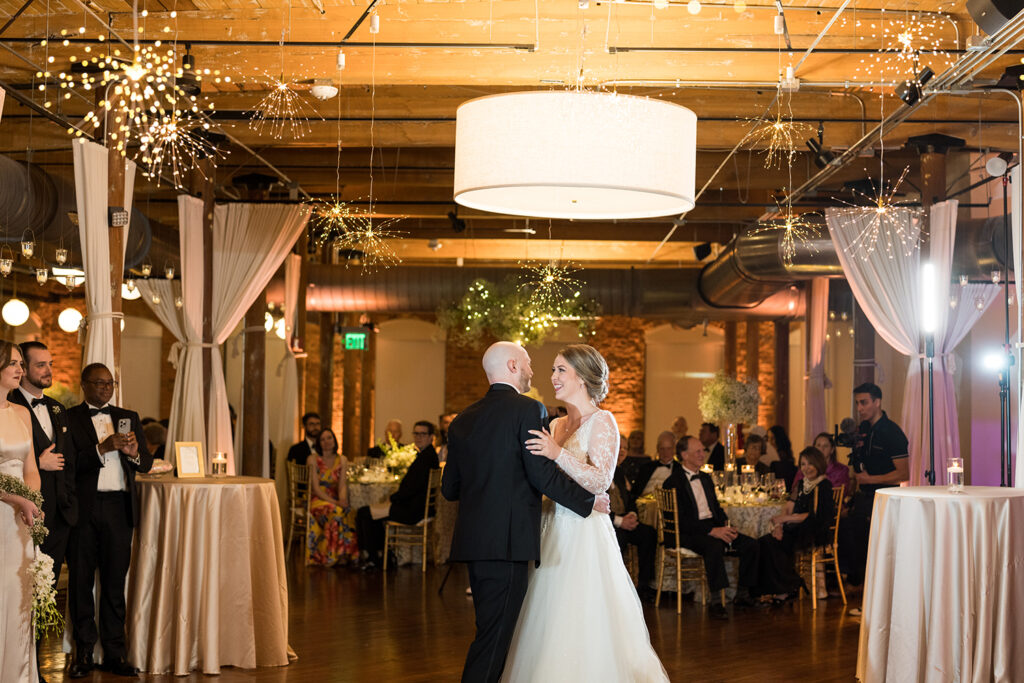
947, 457, 964, 493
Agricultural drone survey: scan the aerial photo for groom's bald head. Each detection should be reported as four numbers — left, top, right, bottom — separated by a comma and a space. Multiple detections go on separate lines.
482, 341, 533, 393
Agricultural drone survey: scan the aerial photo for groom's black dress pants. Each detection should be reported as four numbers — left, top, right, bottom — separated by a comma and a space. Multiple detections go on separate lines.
464, 560, 529, 683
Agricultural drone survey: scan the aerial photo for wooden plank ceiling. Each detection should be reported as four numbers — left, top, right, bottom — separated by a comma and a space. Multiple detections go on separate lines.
0, 0, 1019, 267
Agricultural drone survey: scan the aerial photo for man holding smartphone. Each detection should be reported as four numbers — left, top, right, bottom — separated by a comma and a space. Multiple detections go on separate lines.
66, 363, 152, 679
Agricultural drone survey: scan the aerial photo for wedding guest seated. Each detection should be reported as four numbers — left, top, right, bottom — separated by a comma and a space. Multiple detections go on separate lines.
356, 420, 439, 569
699, 422, 726, 471
287, 412, 321, 465
757, 447, 835, 603
670, 416, 689, 442
437, 411, 457, 463
663, 436, 761, 619
768, 425, 798, 493
306, 428, 359, 567
748, 425, 778, 464
367, 418, 403, 460
634, 431, 684, 497
618, 430, 650, 491
609, 445, 657, 602
143, 421, 167, 461
740, 435, 771, 476
793, 432, 851, 492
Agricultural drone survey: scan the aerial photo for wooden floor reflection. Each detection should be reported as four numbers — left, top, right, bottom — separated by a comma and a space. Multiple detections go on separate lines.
40, 554, 862, 682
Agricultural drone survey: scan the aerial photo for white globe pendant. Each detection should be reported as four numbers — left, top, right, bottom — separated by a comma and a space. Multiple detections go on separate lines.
454, 90, 697, 220
2, 298, 30, 326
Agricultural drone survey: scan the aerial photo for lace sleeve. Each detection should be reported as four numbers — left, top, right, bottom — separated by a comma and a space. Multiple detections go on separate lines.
554, 411, 619, 494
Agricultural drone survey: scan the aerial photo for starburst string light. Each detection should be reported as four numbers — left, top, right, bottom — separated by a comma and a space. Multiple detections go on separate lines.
518, 259, 584, 311
331, 214, 405, 273
248, 75, 316, 139
834, 165, 924, 259
743, 107, 812, 169
754, 200, 821, 266
842, 11, 955, 86
138, 113, 216, 186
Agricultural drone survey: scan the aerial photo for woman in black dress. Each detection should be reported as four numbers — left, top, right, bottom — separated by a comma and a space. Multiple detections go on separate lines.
758, 446, 835, 600
767, 425, 797, 492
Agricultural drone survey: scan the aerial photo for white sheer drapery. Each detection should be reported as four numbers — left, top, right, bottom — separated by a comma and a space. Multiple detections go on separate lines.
276, 254, 301, 453
805, 278, 829, 444
827, 205, 925, 483
137, 196, 208, 453
208, 204, 310, 474
73, 140, 136, 404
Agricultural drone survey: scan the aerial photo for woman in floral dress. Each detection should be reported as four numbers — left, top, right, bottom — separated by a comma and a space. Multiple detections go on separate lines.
306, 429, 359, 566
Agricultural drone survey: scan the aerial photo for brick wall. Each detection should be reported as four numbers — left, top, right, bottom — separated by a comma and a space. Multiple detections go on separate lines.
589, 315, 651, 435
444, 334, 495, 414
733, 320, 778, 428
30, 300, 85, 397
303, 317, 321, 417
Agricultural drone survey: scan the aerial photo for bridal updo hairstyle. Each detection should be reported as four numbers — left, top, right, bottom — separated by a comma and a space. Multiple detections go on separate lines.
558, 344, 609, 405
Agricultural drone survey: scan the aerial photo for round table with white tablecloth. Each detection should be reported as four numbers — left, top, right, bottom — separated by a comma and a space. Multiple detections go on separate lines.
856, 486, 1024, 683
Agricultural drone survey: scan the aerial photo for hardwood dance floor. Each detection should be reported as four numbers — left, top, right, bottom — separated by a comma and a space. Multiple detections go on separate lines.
40, 554, 862, 682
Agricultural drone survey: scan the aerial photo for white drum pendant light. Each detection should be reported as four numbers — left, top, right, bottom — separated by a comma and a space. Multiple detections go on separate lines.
454, 90, 697, 220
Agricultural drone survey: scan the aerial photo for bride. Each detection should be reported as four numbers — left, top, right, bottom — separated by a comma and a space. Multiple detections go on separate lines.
0, 340, 42, 683
503, 343, 669, 682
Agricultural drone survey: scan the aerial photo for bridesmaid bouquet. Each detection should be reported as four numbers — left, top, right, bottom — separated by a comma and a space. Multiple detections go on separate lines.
29, 553, 64, 639
0, 473, 47, 545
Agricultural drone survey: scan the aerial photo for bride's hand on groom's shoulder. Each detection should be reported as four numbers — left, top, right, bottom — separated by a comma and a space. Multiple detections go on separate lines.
526, 428, 560, 460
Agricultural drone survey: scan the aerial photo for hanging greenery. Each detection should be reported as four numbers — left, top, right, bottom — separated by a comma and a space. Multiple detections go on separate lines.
437, 277, 600, 347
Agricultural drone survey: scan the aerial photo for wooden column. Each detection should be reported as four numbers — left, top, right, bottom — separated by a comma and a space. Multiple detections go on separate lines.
724, 321, 738, 377
294, 232, 310, 420
105, 96, 126, 382
317, 242, 335, 425
241, 293, 266, 476
342, 313, 362, 461
853, 300, 875, 387
919, 151, 947, 208
774, 320, 790, 433
744, 321, 760, 384
359, 322, 376, 456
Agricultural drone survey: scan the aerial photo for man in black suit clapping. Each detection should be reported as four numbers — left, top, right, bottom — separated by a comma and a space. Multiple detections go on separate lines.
442, 341, 609, 683
663, 436, 760, 619
10, 342, 74, 683
66, 363, 152, 679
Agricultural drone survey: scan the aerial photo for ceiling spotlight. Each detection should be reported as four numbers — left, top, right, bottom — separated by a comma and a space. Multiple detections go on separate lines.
310, 79, 339, 100
428, 238, 443, 251
448, 208, 467, 233
895, 66, 935, 106
686, 0, 701, 14
693, 242, 712, 261
806, 137, 834, 169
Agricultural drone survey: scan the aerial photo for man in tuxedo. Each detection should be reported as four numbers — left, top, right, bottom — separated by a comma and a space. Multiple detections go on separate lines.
442, 341, 609, 683
286, 412, 321, 465
10, 342, 74, 683
355, 420, 441, 568
663, 436, 760, 619
633, 431, 685, 496
609, 446, 657, 602
700, 422, 726, 471
618, 429, 650, 491
66, 363, 152, 679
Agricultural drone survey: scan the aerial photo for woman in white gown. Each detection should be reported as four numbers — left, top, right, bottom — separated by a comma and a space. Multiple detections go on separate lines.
0, 340, 42, 683
503, 344, 669, 683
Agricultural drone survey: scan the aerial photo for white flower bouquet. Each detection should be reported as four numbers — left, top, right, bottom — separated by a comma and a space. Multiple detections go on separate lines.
697, 371, 760, 425
30, 552, 63, 639
383, 443, 419, 478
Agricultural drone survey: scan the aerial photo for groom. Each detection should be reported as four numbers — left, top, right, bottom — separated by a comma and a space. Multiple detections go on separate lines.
442, 341, 609, 683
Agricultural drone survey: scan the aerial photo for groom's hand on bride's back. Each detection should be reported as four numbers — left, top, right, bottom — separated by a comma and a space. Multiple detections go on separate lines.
593, 492, 610, 514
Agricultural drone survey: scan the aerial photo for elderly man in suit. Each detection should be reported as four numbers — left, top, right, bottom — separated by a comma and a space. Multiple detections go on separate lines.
633, 430, 685, 497
9, 342, 74, 683
66, 363, 152, 679
663, 436, 760, 619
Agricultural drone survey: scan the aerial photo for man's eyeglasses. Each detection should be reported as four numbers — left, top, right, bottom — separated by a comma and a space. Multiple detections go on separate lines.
85, 380, 118, 388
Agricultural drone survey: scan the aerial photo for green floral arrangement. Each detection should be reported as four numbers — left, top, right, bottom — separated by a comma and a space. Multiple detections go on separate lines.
383, 441, 419, 477
0, 473, 63, 638
697, 371, 759, 425
437, 277, 599, 347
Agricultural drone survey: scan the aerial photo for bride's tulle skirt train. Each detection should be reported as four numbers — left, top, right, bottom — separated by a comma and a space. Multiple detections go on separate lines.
501, 503, 670, 683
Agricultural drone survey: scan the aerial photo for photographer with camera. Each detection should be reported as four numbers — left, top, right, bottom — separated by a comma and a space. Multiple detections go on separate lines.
839, 382, 909, 589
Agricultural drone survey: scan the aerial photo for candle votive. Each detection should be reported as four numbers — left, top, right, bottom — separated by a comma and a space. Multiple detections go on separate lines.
947, 457, 964, 493
211, 452, 228, 477
700, 464, 713, 474
741, 464, 754, 473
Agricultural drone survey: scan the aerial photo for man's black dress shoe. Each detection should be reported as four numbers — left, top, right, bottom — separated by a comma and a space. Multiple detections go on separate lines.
67, 651, 94, 679
709, 603, 729, 620
733, 594, 758, 608
101, 656, 140, 677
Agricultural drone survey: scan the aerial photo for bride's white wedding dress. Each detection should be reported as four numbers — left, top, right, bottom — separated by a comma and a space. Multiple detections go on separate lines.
501, 410, 669, 682
0, 404, 39, 683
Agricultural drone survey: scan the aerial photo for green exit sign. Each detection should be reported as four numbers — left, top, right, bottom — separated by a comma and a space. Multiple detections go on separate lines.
344, 332, 367, 350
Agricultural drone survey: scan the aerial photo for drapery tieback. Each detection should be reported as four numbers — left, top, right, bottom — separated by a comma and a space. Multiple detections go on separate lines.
803, 366, 833, 390
168, 340, 218, 369
78, 311, 125, 344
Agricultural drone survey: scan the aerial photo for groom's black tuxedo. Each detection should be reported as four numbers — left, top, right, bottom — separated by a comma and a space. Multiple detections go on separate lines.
442, 383, 595, 683
8, 389, 75, 580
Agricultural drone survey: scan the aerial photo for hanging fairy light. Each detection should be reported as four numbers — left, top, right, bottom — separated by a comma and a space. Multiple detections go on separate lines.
754, 200, 820, 266
844, 10, 956, 86
835, 166, 924, 259
743, 89, 812, 169
138, 113, 216, 187
330, 213, 405, 273
248, 76, 316, 139
518, 259, 584, 313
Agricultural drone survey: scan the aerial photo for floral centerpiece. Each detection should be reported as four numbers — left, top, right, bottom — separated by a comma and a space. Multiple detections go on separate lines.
0, 473, 64, 638
380, 435, 418, 478
698, 371, 759, 467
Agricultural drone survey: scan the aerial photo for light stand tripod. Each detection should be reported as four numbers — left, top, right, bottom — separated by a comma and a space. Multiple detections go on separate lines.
999, 173, 1015, 486
924, 333, 936, 485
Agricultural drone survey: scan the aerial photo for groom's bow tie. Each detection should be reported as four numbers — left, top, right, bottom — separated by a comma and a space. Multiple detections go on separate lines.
89, 406, 111, 416
30, 398, 45, 408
